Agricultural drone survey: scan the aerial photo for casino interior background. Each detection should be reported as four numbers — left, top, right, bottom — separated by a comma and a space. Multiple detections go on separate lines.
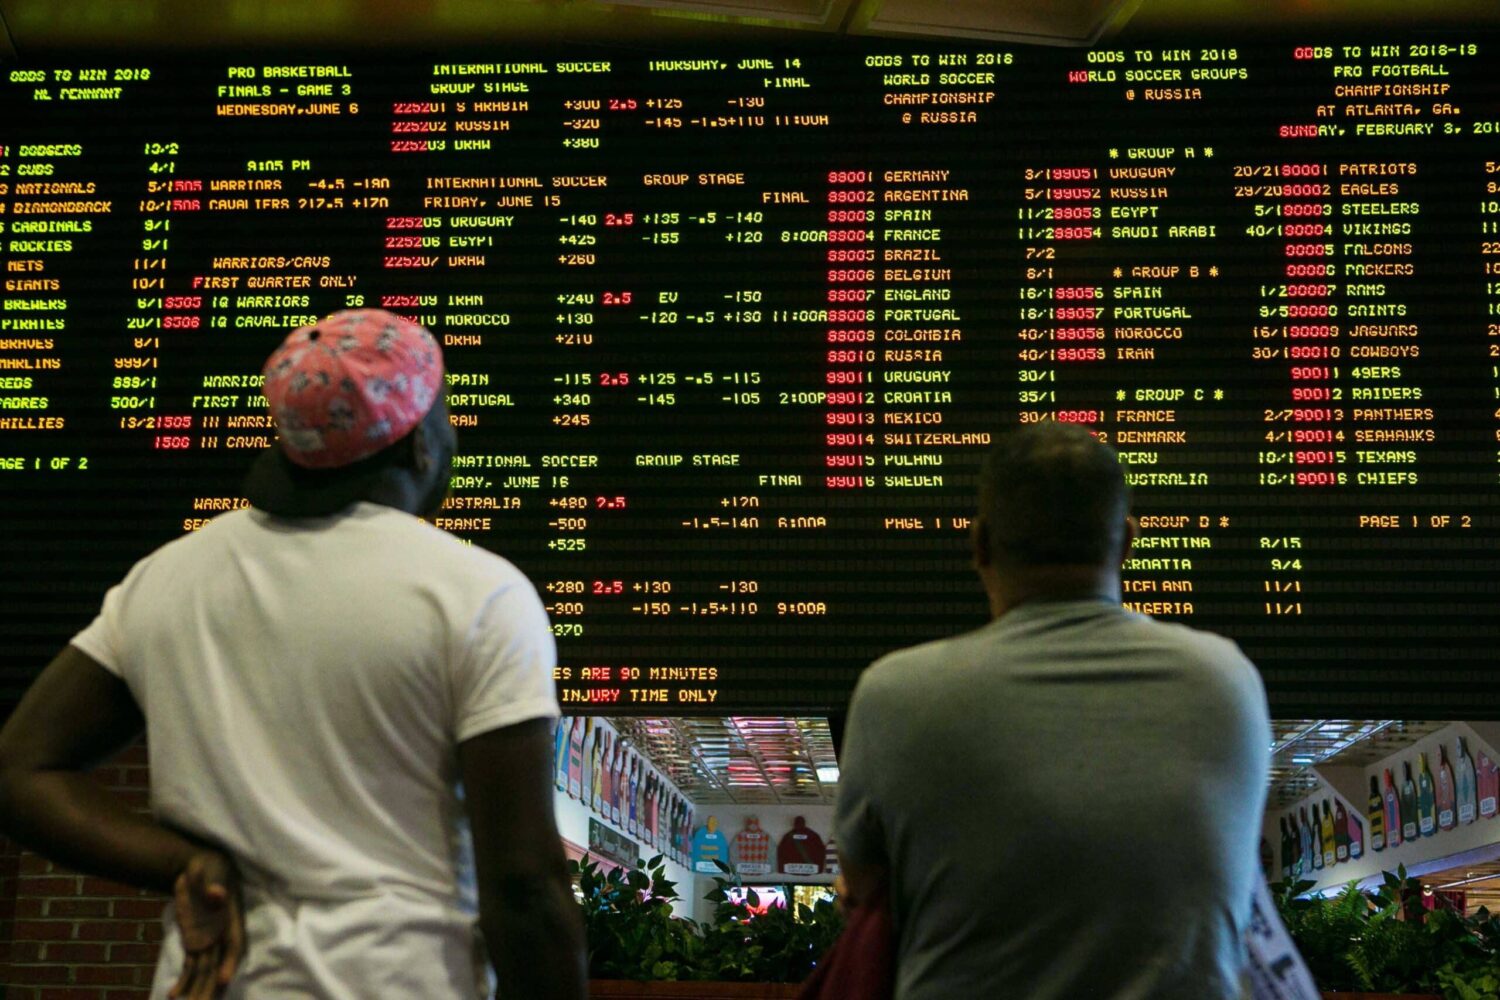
6, 0, 1500, 992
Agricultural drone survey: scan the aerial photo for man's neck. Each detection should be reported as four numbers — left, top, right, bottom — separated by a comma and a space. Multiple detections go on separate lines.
361, 474, 427, 517
983, 565, 1120, 619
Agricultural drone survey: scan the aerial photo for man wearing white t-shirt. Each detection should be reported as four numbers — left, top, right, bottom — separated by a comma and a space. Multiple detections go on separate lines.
0, 310, 587, 999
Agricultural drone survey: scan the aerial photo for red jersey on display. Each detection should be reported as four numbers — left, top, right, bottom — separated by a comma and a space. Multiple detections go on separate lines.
733, 817, 772, 876
777, 816, 827, 875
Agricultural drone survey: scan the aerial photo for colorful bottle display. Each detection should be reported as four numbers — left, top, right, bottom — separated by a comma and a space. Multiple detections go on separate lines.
598, 731, 613, 815
640, 772, 652, 843
1400, 762, 1420, 841
627, 755, 640, 835
1382, 768, 1402, 850
1279, 817, 1294, 879
664, 794, 676, 857
652, 781, 662, 850
585, 721, 600, 809
1319, 801, 1337, 869
1436, 746, 1457, 831
1368, 775, 1386, 852
577, 721, 590, 807
1332, 798, 1350, 863
1417, 753, 1437, 837
553, 720, 701, 870
1302, 806, 1321, 871
674, 797, 685, 860
645, 773, 658, 847
554, 717, 571, 792
610, 741, 626, 825
1282, 738, 1500, 877
647, 782, 659, 850
567, 716, 585, 800
1455, 737, 1478, 825
1480, 752, 1500, 819
638, 762, 649, 843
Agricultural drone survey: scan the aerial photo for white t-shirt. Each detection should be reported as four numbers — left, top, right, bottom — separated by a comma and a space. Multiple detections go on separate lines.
71, 502, 559, 999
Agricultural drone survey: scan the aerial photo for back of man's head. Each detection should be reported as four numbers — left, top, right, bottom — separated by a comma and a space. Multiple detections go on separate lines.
978, 423, 1130, 568
243, 309, 453, 517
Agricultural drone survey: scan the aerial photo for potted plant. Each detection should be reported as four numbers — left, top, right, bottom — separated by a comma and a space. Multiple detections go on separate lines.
1271, 867, 1500, 999
696, 868, 842, 985
573, 855, 842, 997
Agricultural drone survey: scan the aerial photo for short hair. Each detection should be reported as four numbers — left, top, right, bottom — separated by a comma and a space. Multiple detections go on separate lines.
977, 423, 1130, 567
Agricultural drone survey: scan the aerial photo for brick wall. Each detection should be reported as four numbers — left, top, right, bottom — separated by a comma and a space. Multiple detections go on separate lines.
1, 742, 164, 999
2, 831, 19, 998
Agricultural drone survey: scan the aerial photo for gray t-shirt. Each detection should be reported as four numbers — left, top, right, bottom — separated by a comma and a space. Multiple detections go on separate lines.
835, 598, 1271, 1000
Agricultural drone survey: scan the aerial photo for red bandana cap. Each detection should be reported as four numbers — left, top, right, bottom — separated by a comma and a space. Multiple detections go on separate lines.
261, 309, 444, 469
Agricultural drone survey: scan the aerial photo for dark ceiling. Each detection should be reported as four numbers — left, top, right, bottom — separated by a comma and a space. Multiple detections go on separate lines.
2, 0, 1498, 56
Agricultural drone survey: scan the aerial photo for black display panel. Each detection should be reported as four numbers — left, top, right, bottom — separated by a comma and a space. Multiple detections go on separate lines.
3, 40, 1500, 716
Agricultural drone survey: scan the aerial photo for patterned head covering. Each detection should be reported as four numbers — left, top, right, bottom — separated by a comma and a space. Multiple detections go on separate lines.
261, 309, 444, 469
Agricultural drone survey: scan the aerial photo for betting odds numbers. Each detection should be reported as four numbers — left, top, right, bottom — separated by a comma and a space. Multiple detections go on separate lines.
2, 41, 1499, 715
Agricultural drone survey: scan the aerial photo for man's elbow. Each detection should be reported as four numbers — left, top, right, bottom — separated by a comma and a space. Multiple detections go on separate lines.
488, 867, 572, 908
483, 868, 583, 954
0, 754, 28, 836
0, 732, 55, 839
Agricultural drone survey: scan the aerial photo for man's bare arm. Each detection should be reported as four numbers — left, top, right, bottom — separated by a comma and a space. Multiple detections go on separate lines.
459, 717, 587, 1000
0, 645, 204, 892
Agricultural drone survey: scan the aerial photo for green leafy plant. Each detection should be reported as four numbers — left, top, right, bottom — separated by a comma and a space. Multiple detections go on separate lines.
698, 861, 843, 983
1271, 866, 1500, 999
572, 854, 708, 981
570, 854, 843, 984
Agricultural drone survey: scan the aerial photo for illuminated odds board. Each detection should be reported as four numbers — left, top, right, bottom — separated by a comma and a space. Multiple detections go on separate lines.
3, 40, 1499, 716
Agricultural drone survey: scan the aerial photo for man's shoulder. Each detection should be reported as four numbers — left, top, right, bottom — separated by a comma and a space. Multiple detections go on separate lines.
1123, 613, 1267, 717
1129, 611, 1246, 662
158, 504, 531, 593
870, 632, 967, 671
1132, 614, 1256, 677
128, 506, 256, 567
354, 507, 536, 596
860, 609, 1259, 700
858, 628, 987, 697
357, 504, 515, 560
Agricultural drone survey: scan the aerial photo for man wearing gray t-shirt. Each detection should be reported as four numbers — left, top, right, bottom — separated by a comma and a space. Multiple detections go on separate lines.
835, 423, 1270, 1000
